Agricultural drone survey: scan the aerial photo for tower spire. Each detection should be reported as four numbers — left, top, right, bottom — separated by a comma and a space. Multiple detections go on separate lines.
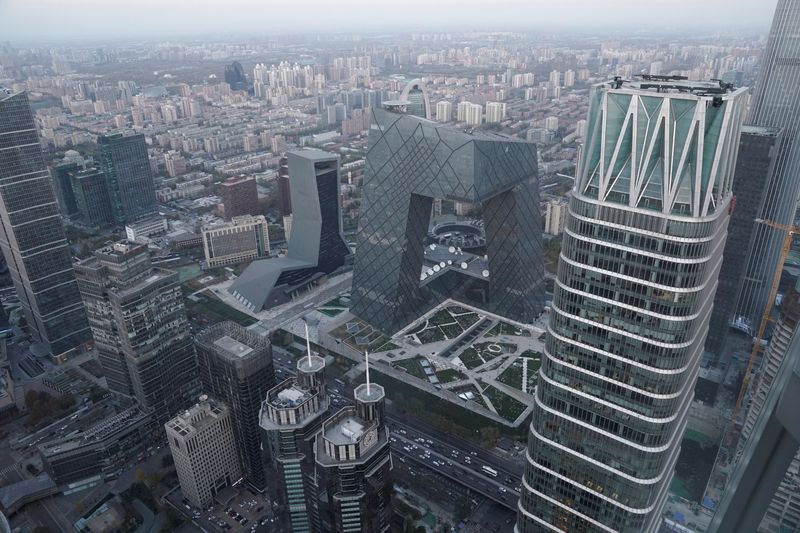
365, 350, 370, 395
304, 321, 312, 367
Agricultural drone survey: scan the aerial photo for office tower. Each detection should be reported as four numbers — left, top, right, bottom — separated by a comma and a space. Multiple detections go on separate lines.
220, 175, 259, 220
166, 396, 241, 508
732, 0, 800, 333
97, 133, 158, 225
543, 197, 568, 236
398, 79, 432, 119
0, 90, 92, 360
435, 100, 452, 122
516, 79, 747, 533
229, 150, 350, 311
195, 322, 275, 492
260, 353, 330, 532
485, 101, 506, 123
75, 241, 198, 422
706, 126, 782, 357
351, 108, 544, 335
225, 61, 248, 91
71, 168, 115, 227
201, 215, 270, 268
316, 377, 393, 533
278, 156, 293, 217
51, 151, 84, 219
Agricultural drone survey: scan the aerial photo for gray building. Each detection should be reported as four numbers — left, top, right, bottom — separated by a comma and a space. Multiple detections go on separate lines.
71, 168, 115, 228
51, 153, 83, 219
75, 241, 198, 422
732, 0, 800, 335
97, 133, 157, 225
350, 107, 545, 335
706, 126, 783, 358
315, 382, 393, 533
516, 79, 748, 533
195, 322, 275, 492
260, 354, 330, 532
0, 90, 92, 360
38, 404, 155, 490
229, 150, 350, 311
166, 396, 241, 509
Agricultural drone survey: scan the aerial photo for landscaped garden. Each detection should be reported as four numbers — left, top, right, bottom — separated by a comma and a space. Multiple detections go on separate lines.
497, 352, 541, 394
487, 320, 531, 337
456, 341, 518, 370
482, 385, 527, 422
405, 306, 480, 344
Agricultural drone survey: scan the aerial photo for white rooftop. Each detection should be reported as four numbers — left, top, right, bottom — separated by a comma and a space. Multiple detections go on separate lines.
214, 335, 253, 358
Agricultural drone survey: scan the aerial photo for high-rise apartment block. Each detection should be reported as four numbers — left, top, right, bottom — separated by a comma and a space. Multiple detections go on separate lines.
543, 197, 568, 236
195, 322, 275, 491
485, 101, 506, 123
260, 355, 330, 532
732, 0, 800, 334
0, 90, 92, 360
166, 397, 241, 508
97, 132, 158, 225
164, 150, 187, 177
516, 79, 747, 533
435, 100, 452, 122
221, 175, 259, 220
201, 215, 269, 268
75, 241, 198, 422
316, 381, 393, 533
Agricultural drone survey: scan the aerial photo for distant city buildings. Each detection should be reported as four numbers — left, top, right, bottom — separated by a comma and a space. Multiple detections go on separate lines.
485, 101, 506, 123
201, 215, 269, 268
75, 241, 198, 422
166, 396, 241, 508
543, 197, 568, 236
435, 100, 452, 122
195, 322, 275, 492
0, 90, 92, 360
221, 175, 259, 220
97, 132, 158, 225
224, 61, 248, 91
399, 79, 432, 119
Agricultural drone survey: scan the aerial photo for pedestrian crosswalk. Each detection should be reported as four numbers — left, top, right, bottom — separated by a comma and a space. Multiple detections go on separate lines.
0, 462, 20, 481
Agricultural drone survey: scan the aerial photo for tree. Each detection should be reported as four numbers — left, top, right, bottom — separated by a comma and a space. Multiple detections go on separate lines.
415, 526, 427, 533
454, 496, 472, 523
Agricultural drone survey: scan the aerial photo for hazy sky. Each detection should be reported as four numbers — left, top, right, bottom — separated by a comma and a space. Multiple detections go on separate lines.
0, 0, 778, 42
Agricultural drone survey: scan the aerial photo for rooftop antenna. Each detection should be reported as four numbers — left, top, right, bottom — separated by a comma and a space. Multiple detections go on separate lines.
365, 350, 371, 395
304, 321, 312, 367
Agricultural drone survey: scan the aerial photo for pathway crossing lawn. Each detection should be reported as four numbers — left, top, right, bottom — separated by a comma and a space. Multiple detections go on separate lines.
482, 385, 527, 422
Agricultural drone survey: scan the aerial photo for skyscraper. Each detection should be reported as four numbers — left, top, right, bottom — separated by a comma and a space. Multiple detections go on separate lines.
731, 0, 800, 334
71, 168, 115, 228
75, 241, 198, 422
0, 90, 92, 360
225, 61, 248, 91
516, 79, 747, 532
315, 377, 393, 533
398, 79, 432, 119
260, 353, 330, 532
705, 126, 782, 357
195, 322, 275, 492
97, 133, 157, 225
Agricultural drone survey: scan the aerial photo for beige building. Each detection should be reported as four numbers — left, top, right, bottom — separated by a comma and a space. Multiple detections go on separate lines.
165, 397, 241, 508
485, 102, 506, 123
202, 215, 269, 268
435, 101, 452, 122
544, 198, 568, 236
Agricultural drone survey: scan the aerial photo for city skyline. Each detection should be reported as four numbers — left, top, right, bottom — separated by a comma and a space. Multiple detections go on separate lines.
0, 0, 778, 41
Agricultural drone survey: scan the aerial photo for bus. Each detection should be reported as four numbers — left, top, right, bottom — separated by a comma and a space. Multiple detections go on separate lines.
481, 465, 498, 477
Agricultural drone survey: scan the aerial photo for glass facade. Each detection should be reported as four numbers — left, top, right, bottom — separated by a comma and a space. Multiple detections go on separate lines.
0, 90, 92, 358
351, 107, 545, 334
97, 132, 157, 225
732, 0, 800, 331
71, 168, 115, 227
196, 322, 275, 491
516, 80, 748, 533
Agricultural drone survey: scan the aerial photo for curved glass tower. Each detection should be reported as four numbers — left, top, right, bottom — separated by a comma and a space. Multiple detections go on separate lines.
516, 79, 748, 533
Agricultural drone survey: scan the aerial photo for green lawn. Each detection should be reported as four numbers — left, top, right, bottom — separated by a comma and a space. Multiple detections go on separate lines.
394, 357, 428, 380
483, 385, 527, 422
487, 321, 530, 337
189, 294, 257, 326
497, 360, 524, 390
437, 368, 467, 383
459, 347, 485, 369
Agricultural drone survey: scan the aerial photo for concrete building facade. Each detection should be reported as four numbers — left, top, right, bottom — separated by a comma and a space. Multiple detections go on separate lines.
202, 215, 269, 268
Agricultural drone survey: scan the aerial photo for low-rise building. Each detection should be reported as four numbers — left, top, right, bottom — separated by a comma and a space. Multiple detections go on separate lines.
202, 215, 269, 268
